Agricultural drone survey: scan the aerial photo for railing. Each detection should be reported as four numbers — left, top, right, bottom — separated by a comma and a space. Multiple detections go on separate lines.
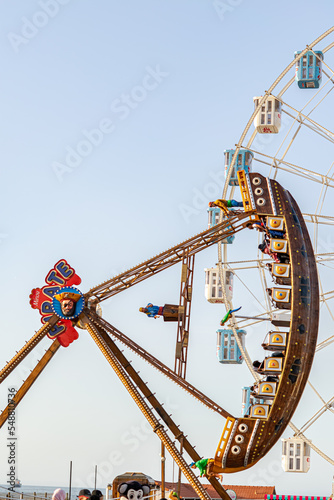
0, 492, 69, 500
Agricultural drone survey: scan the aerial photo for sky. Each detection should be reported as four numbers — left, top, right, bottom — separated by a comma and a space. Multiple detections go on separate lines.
0, 0, 334, 497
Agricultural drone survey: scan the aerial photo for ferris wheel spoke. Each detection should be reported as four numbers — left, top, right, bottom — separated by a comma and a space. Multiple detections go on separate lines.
273, 81, 334, 166
289, 423, 334, 466
224, 264, 270, 313
248, 147, 334, 187
275, 83, 334, 136
316, 334, 334, 352
307, 380, 329, 407
318, 263, 334, 273
232, 310, 278, 329
316, 252, 334, 263
303, 81, 334, 118
303, 213, 334, 225
271, 118, 302, 167
320, 289, 334, 303
279, 104, 334, 144
295, 395, 334, 436
316, 48, 334, 80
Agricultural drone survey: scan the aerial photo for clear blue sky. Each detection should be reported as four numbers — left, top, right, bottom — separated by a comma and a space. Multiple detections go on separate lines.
0, 1, 334, 497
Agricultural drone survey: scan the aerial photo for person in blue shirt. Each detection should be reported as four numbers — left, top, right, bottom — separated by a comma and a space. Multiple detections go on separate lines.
139, 303, 164, 318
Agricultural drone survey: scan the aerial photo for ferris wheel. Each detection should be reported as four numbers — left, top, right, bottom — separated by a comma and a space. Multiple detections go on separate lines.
1, 27, 334, 500
216, 25, 334, 474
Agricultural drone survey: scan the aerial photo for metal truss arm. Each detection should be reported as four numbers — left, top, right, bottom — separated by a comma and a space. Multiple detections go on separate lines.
86, 214, 252, 302
86, 319, 229, 500
0, 340, 61, 429
83, 315, 219, 500
0, 315, 59, 385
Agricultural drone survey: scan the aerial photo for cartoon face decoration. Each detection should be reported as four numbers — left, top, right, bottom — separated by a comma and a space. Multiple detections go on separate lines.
118, 481, 150, 500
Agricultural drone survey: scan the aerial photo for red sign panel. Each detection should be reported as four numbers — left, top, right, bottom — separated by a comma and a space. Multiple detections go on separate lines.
30, 259, 81, 347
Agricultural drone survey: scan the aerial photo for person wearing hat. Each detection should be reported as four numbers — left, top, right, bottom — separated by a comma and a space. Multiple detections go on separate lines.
54, 291, 82, 317
92, 491, 103, 500
90, 495, 100, 500
78, 489, 91, 500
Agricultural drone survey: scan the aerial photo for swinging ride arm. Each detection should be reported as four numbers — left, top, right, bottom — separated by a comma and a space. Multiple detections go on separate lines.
85, 212, 255, 302
83, 314, 231, 500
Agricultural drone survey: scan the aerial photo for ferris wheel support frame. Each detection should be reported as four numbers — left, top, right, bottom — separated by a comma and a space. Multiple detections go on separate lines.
218, 27, 334, 467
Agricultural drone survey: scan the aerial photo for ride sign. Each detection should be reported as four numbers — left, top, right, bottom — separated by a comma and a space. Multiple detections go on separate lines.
29, 259, 82, 347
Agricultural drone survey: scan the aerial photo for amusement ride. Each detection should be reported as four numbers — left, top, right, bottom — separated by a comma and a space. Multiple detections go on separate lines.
1, 27, 334, 500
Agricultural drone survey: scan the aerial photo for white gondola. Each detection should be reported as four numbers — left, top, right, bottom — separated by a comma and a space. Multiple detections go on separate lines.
204, 267, 233, 303
282, 437, 311, 472
253, 96, 282, 133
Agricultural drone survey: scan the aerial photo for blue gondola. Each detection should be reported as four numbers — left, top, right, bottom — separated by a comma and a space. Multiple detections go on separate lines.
295, 50, 323, 89
216, 328, 246, 364
207, 207, 235, 244
224, 149, 253, 186
241, 386, 251, 416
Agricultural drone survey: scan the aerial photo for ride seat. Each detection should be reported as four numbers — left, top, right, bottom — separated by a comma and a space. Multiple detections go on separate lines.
262, 331, 287, 351
258, 356, 284, 375
251, 381, 277, 400
249, 404, 270, 419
